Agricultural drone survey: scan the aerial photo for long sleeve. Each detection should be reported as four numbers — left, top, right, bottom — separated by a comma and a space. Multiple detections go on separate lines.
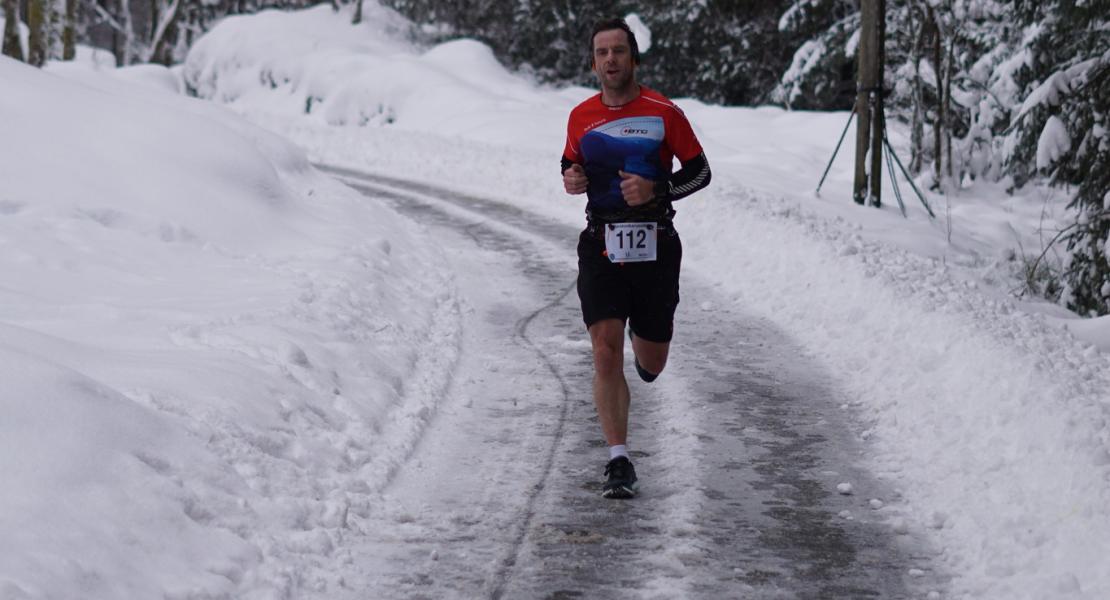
654, 152, 711, 201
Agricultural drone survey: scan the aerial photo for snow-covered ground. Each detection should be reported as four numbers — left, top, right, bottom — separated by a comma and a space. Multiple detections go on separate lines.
2, 3, 1109, 599
1, 33, 463, 597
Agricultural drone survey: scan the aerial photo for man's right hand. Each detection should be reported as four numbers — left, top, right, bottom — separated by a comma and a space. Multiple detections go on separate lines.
563, 163, 588, 195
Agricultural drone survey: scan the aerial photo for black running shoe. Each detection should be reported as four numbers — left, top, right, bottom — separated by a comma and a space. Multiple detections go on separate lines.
602, 456, 638, 499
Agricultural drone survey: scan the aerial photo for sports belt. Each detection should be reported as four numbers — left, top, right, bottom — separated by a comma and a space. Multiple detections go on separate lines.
584, 221, 672, 240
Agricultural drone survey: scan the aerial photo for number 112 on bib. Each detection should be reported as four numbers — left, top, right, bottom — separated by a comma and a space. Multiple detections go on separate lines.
605, 222, 658, 263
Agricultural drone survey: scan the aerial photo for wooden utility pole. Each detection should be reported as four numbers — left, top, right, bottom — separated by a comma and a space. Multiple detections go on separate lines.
853, 0, 886, 207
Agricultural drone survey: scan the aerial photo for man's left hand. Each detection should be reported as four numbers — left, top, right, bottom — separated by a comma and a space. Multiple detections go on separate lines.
618, 171, 654, 207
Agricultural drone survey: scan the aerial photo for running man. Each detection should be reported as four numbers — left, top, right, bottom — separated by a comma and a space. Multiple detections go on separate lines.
561, 17, 712, 499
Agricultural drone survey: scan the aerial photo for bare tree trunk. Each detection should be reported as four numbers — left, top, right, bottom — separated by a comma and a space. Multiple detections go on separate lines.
2, 0, 24, 61
46, 0, 60, 58
109, 0, 133, 65
930, 5, 943, 186
944, 34, 955, 182
149, 0, 158, 41
61, 0, 74, 59
26, 0, 45, 66
352, 0, 364, 24
121, 0, 134, 64
909, 2, 925, 173
184, 8, 195, 47
112, 25, 122, 65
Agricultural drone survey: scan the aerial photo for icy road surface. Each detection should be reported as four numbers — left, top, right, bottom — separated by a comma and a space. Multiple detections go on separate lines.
317, 165, 943, 599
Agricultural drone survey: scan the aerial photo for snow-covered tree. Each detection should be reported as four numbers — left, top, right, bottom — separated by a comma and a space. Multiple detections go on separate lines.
772, 0, 859, 109
778, 0, 1020, 188
2, 0, 24, 61
877, 0, 1017, 190
771, 0, 1105, 313
377, 1, 826, 105
635, 1, 786, 105
1004, 0, 1109, 315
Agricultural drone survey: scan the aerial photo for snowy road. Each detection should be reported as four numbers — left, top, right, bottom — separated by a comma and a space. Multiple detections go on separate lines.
318, 165, 943, 599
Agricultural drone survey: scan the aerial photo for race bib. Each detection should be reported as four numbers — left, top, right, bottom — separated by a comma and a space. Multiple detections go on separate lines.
604, 222, 658, 263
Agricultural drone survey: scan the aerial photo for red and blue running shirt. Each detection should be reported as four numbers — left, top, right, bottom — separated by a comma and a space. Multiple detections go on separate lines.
562, 86, 707, 220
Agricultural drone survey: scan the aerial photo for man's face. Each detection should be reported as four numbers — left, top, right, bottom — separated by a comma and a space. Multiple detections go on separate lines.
591, 29, 636, 92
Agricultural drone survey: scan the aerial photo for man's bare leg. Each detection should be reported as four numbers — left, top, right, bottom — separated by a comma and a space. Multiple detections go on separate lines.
590, 318, 653, 498
629, 328, 671, 380
588, 318, 630, 446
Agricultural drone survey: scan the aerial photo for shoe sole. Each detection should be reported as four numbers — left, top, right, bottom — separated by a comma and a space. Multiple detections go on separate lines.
602, 484, 638, 499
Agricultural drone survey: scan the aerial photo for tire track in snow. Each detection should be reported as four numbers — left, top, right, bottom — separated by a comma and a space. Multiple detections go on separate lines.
150, 215, 467, 596
487, 280, 578, 600
356, 287, 464, 493
319, 165, 583, 596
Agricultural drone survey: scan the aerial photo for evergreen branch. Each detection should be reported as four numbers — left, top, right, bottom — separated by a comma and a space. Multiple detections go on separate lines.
951, 74, 1006, 110
1003, 54, 1109, 135
1024, 208, 1110, 297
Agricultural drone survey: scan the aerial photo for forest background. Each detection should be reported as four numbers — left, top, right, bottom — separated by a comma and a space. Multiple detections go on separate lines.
2, 0, 1106, 316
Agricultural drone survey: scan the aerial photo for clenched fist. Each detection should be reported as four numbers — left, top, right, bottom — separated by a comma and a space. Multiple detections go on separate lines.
563, 163, 588, 195
618, 170, 655, 206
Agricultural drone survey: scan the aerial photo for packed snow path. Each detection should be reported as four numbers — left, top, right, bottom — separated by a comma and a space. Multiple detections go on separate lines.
319, 165, 942, 599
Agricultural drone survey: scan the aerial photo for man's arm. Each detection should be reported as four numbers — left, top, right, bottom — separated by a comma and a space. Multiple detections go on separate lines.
653, 152, 711, 202
618, 152, 711, 207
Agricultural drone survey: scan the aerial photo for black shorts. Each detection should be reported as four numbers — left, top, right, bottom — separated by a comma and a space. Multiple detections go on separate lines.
576, 224, 682, 343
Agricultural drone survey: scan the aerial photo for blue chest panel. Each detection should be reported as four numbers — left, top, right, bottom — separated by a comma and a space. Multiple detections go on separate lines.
580, 117, 665, 211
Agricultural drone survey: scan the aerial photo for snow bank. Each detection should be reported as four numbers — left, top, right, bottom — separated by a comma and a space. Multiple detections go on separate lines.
0, 340, 257, 599
178, 5, 1110, 598
0, 53, 460, 598
684, 183, 1110, 600
182, 5, 573, 148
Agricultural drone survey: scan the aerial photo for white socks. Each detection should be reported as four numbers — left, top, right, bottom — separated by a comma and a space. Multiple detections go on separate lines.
609, 444, 629, 461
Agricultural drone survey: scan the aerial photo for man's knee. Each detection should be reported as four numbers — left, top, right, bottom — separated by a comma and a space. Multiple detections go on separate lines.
589, 320, 625, 376
593, 342, 623, 376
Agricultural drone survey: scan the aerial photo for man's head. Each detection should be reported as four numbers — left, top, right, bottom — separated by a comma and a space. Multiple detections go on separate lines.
589, 18, 640, 94
589, 18, 640, 67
